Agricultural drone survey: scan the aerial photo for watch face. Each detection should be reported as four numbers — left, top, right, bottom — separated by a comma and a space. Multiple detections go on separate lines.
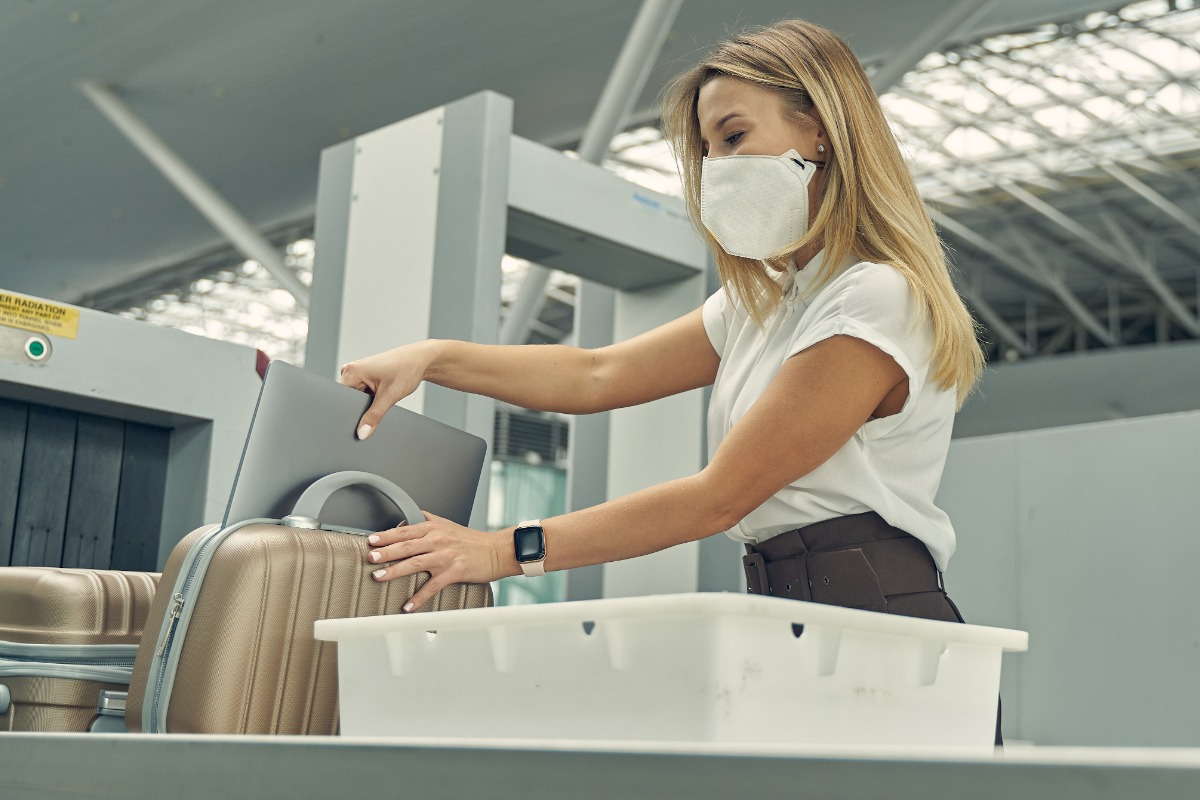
514, 525, 546, 562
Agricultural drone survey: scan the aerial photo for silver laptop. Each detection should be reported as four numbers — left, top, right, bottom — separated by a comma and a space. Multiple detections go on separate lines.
222, 361, 486, 531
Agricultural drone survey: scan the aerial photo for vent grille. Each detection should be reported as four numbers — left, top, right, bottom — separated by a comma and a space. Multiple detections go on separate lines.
494, 407, 569, 467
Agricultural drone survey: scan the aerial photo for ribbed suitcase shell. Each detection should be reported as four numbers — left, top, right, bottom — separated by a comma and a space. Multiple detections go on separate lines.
0, 568, 159, 732
127, 522, 492, 734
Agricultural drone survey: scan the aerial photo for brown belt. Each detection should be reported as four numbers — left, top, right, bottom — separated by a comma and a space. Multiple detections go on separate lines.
743, 512, 962, 622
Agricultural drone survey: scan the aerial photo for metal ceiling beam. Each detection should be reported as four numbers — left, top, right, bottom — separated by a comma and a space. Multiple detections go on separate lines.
1025, 296, 1037, 351
1094, 28, 1194, 98
1098, 212, 1200, 337
998, 172, 1200, 335
905, 68, 1139, 323
574, 0, 683, 166
929, 207, 1116, 345
500, 0, 683, 346
77, 81, 310, 309
544, 285, 577, 307
955, 49, 1181, 221
956, 281, 1032, 356
869, 0, 995, 93
529, 319, 570, 341
1001, 221, 1117, 346
1101, 163, 1200, 241
889, 85, 1016, 164
875, 37, 1198, 351
1108, 281, 1121, 341
971, 47, 1188, 187
882, 87, 1029, 204
997, 180, 1126, 269
1039, 322, 1076, 355
930, 208, 1053, 291
1131, 25, 1200, 109
957, 55, 1200, 335
1122, 313, 1155, 342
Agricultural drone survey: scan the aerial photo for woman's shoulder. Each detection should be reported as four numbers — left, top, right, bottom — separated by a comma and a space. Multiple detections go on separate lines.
813, 259, 917, 318
833, 259, 911, 295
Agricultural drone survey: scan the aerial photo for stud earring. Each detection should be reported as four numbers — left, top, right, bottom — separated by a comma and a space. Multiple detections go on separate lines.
817, 143, 826, 154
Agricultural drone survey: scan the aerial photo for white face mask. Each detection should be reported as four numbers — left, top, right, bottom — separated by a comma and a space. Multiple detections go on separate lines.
700, 149, 819, 260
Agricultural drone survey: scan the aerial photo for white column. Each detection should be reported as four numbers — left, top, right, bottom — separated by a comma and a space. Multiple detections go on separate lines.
601, 273, 708, 597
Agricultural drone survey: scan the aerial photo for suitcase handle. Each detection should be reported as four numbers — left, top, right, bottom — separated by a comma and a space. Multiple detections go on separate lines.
286, 471, 425, 529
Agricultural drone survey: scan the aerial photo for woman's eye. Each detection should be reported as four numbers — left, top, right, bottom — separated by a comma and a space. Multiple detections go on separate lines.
724, 132, 744, 146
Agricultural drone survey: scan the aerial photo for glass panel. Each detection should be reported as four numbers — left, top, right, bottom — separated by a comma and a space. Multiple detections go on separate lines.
488, 460, 568, 606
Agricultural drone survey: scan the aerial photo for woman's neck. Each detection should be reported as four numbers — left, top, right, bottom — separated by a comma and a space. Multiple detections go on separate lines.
791, 239, 824, 271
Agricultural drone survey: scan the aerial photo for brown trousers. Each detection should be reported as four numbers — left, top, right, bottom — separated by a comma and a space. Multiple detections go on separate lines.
742, 511, 1002, 746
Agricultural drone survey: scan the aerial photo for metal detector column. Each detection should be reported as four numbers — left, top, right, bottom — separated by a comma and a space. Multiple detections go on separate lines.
310, 92, 738, 595
307, 92, 511, 529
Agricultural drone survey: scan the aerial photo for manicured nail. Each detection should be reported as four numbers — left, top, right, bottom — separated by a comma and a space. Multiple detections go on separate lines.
403, 602, 414, 613
369, 551, 381, 562
367, 534, 380, 544
357, 424, 373, 440
373, 569, 387, 579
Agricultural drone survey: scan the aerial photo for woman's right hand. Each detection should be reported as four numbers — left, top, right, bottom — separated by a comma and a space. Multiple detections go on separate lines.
338, 341, 439, 440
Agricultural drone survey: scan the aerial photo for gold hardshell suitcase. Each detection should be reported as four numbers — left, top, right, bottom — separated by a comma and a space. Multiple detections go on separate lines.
126, 470, 492, 734
0, 567, 159, 732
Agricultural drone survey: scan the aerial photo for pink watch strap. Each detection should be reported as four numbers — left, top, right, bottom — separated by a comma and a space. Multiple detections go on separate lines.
520, 558, 546, 578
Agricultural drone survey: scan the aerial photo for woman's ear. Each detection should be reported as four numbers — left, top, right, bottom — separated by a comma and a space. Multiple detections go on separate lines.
814, 124, 828, 149
808, 108, 826, 136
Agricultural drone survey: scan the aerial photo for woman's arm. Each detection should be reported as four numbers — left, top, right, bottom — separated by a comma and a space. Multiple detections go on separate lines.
366, 334, 906, 610
430, 307, 719, 413
340, 307, 719, 434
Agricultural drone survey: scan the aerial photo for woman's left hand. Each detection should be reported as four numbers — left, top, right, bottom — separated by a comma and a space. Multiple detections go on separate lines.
365, 513, 512, 612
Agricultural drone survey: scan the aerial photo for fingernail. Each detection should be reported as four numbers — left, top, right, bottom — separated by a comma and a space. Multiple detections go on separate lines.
373, 569, 387, 579
367, 534, 380, 544
369, 551, 381, 562
357, 424, 373, 440
403, 602, 414, 613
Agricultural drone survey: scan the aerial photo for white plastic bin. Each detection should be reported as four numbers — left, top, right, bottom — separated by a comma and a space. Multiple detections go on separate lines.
314, 592, 1027, 747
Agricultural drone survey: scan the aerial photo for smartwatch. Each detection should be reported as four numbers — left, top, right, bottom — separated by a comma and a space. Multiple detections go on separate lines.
513, 520, 547, 577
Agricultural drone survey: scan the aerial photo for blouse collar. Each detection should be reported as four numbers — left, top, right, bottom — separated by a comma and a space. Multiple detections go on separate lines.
775, 249, 827, 304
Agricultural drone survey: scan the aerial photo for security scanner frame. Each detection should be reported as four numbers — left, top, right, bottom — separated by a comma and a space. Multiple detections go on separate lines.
305, 90, 741, 595
0, 302, 263, 570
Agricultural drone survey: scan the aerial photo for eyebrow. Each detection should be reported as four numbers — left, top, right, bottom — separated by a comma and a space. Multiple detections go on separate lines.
715, 112, 744, 129
701, 112, 745, 147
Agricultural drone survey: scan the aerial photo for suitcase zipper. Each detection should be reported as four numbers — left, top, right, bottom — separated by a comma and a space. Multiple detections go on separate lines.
153, 593, 186, 658
147, 520, 272, 733
0, 660, 136, 683
148, 536, 221, 731
0, 641, 138, 684
148, 526, 226, 732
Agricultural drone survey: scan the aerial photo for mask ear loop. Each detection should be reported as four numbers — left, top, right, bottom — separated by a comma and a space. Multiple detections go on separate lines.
789, 155, 826, 171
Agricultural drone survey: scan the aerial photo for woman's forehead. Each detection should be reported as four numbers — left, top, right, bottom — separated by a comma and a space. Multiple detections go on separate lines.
697, 77, 782, 129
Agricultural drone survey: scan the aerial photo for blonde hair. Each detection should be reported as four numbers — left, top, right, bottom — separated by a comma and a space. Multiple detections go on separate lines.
661, 20, 983, 406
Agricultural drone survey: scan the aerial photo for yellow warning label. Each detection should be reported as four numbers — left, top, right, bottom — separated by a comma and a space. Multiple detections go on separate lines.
0, 291, 80, 340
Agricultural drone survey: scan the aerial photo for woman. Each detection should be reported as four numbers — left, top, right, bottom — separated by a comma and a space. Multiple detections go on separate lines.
339, 21, 983, 625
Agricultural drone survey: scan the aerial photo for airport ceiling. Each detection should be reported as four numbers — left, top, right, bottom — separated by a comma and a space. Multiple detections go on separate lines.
0, 0, 1120, 306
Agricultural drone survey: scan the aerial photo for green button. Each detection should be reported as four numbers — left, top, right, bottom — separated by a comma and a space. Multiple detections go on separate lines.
27, 340, 45, 358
